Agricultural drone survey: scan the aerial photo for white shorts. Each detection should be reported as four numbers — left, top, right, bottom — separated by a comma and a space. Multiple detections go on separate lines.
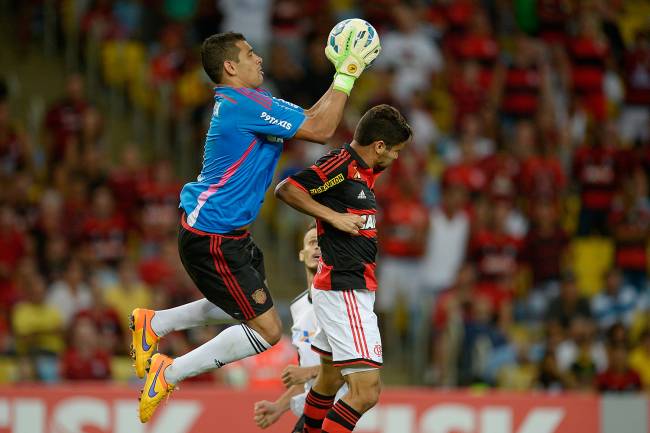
311, 288, 383, 373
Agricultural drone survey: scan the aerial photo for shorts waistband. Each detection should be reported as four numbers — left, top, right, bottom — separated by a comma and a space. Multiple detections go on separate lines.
180, 214, 250, 239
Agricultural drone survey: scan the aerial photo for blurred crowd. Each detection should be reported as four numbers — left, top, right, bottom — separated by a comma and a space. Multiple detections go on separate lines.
1, 0, 650, 393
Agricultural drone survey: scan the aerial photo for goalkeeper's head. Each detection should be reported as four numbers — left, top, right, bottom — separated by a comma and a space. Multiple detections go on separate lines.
201, 32, 264, 88
353, 104, 412, 170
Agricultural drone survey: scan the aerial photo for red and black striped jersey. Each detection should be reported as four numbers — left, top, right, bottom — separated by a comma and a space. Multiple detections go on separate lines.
501, 64, 541, 118
288, 144, 381, 292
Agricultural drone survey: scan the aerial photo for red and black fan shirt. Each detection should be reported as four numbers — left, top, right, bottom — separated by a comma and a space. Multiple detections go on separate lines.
288, 144, 382, 292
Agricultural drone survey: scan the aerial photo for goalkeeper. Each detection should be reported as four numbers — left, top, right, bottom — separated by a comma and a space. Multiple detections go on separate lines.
133, 26, 381, 423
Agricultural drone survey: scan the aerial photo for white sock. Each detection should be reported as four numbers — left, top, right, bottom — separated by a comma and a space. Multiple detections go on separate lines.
164, 324, 271, 384
150, 299, 232, 337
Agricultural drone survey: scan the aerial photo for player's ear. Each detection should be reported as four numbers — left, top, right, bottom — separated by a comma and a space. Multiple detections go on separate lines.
298, 249, 305, 263
223, 60, 237, 77
374, 140, 386, 154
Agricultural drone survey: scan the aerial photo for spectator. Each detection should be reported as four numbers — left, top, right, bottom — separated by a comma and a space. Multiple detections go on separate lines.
629, 329, 650, 390
495, 332, 538, 390
521, 200, 569, 320
376, 153, 429, 317
44, 74, 89, 165
452, 9, 498, 89
0, 205, 27, 287
619, 29, 650, 146
137, 159, 181, 255
72, 278, 123, 354
469, 197, 523, 321
47, 259, 92, 327
442, 125, 488, 195
60, 316, 112, 381
31, 190, 65, 278
458, 295, 508, 385
421, 181, 470, 293
547, 272, 592, 330
80, 186, 128, 267
591, 268, 639, 330
12, 275, 64, 356
518, 124, 566, 206
108, 146, 143, 229
564, 11, 610, 123
492, 34, 550, 123
105, 258, 152, 333
572, 124, 619, 236
556, 316, 607, 375
568, 340, 599, 390
430, 263, 476, 386
450, 61, 486, 129
442, 113, 494, 165
219, 0, 273, 59
608, 171, 650, 291
537, 0, 570, 47
536, 322, 574, 390
595, 344, 642, 392
150, 24, 189, 85
537, 350, 572, 391
375, 4, 444, 103
0, 87, 30, 178
300, 34, 336, 105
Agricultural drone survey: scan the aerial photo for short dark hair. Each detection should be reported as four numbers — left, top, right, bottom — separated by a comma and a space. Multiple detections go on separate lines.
201, 32, 246, 83
354, 104, 412, 148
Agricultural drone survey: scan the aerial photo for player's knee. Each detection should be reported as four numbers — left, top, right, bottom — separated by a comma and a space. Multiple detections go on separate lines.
354, 383, 381, 412
248, 309, 283, 345
321, 374, 345, 393
348, 373, 381, 412
255, 320, 282, 346
265, 326, 283, 346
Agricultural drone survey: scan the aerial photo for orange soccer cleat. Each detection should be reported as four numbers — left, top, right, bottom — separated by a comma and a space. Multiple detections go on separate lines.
129, 308, 160, 379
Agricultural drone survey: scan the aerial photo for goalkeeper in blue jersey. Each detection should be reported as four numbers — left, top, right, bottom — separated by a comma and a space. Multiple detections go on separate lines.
131, 29, 381, 423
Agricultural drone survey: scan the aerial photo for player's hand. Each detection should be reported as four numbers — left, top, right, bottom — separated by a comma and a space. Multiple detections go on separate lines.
329, 212, 364, 235
325, 28, 381, 79
254, 400, 282, 429
281, 365, 312, 388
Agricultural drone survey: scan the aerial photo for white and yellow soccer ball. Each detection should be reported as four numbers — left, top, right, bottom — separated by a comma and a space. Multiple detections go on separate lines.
325, 18, 381, 78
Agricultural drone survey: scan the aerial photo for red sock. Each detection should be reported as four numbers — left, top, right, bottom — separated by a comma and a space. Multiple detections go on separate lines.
303, 389, 336, 433
321, 400, 361, 433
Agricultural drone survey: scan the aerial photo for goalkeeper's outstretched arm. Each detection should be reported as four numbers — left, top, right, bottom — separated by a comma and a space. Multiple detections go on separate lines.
294, 21, 381, 144
294, 86, 347, 144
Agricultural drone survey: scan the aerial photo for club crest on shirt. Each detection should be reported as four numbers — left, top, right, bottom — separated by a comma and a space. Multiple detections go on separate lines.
252, 289, 267, 304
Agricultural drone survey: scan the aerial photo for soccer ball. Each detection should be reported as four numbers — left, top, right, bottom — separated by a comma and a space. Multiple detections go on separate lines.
326, 18, 381, 69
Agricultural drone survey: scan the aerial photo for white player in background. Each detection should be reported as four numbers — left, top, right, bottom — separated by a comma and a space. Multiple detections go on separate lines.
254, 224, 347, 432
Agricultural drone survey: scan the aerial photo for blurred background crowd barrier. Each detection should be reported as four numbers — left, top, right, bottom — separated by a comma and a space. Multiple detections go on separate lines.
0, 0, 649, 400
2, 385, 648, 433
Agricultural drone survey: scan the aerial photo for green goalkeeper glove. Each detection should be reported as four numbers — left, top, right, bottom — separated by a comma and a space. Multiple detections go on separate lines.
325, 24, 381, 95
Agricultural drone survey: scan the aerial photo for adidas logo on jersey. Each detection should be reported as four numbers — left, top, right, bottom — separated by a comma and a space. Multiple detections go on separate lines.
357, 190, 366, 199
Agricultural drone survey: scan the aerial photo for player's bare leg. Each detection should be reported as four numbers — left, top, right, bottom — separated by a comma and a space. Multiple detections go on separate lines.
340, 369, 381, 414
245, 306, 283, 346
303, 357, 344, 433
318, 368, 380, 432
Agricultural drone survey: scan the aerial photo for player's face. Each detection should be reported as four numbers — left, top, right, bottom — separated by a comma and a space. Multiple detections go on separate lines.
234, 40, 264, 87
299, 228, 320, 273
375, 139, 408, 168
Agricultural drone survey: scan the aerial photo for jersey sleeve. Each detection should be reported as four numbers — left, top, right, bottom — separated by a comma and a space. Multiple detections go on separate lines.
236, 89, 306, 139
288, 151, 348, 195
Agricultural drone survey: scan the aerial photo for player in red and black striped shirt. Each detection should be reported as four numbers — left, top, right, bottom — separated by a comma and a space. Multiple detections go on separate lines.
276, 105, 411, 433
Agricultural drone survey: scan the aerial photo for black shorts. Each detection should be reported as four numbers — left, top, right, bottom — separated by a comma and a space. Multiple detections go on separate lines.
178, 215, 273, 321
